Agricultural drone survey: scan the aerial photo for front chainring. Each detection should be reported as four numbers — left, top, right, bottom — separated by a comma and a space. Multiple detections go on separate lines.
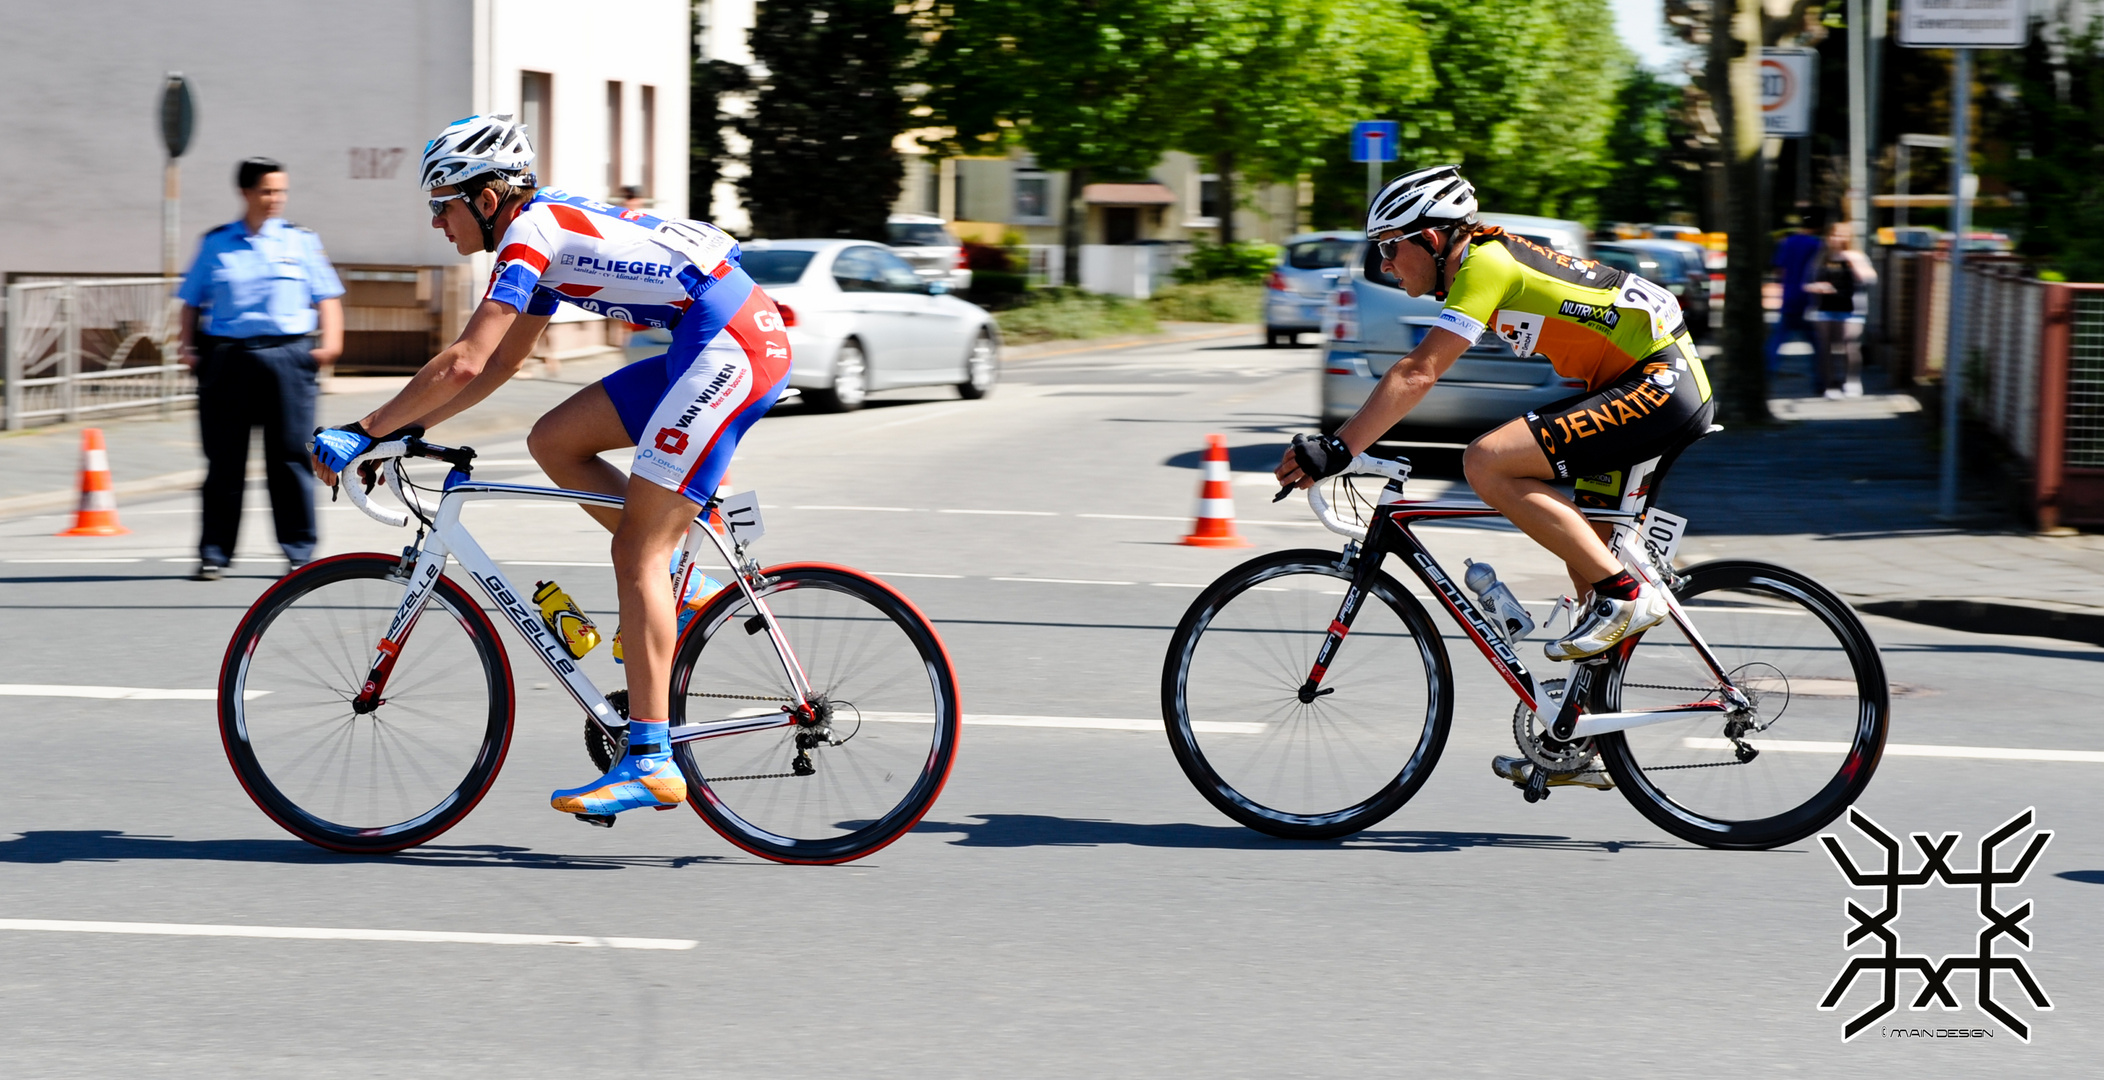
1513, 678, 1600, 774
586, 689, 631, 773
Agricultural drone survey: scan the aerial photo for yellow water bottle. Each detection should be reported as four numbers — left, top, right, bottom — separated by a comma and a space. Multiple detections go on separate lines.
533, 580, 601, 659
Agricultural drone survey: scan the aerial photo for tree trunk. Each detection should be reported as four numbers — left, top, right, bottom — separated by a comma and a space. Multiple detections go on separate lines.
1064, 164, 1088, 290
1214, 150, 1238, 246
1714, 0, 1772, 425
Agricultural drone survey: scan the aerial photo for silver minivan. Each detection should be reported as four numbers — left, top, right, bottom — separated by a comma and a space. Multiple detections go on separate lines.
1317, 213, 1593, 440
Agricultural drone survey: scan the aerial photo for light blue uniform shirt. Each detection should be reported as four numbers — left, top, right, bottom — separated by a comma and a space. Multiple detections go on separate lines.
175, 218, 345, 337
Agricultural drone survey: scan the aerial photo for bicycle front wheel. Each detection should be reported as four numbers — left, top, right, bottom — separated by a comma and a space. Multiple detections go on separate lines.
1162, 550, 1453, 840
1596, 560, 1889, 850
670, 565, 959, 864
218, 554, 514, 853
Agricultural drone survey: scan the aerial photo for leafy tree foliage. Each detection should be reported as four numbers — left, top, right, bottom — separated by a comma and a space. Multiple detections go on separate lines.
739, 0, 909, 239
1597, 67, 1698, 225
1984, 8, 2104, 278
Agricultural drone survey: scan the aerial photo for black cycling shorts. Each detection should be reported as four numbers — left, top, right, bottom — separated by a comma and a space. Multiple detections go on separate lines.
1522, 340, 1714, 492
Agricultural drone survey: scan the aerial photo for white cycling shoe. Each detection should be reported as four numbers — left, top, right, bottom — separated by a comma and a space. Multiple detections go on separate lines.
1492, 755, 1615, 790
1543, 585, 1669, 661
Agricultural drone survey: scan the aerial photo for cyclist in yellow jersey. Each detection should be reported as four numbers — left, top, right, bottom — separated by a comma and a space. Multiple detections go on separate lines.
1277, 164, 1716, 672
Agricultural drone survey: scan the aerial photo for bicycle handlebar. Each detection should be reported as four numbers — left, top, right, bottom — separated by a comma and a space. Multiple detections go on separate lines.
1305, 453, 1412, 540
339, 440, 415, 527
336, 436, 477, 528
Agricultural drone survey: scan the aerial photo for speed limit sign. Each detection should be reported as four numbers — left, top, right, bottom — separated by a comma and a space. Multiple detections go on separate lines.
1761, 47, 1816, 137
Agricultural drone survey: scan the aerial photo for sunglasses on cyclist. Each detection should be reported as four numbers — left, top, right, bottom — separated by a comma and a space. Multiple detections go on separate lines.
427, 191, 471, 218
1375, 233, 1434, 261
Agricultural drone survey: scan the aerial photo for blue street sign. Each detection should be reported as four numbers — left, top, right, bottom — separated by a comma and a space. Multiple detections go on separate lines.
1351, 121, 1400, 163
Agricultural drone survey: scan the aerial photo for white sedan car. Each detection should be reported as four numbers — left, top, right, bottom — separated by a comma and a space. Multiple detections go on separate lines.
728, 238, 1001, 412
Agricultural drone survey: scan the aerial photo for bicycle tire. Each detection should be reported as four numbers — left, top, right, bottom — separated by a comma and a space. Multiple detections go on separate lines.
1162, 549, 1454, 840
218, 553, 515, 853
670, 564, 959, 864
1595, 560, 1889, 850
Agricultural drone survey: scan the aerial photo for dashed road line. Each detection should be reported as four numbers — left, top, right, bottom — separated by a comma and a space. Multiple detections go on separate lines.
0, 918, 696, 951
0, 684, 266, 701
1683, 737, 2104, 763
992, 576, 1137, 586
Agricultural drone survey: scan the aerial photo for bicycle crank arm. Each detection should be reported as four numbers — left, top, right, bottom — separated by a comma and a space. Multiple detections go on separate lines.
1566, 702, 1731, 740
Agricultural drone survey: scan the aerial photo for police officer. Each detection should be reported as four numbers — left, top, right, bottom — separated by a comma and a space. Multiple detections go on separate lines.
175, 158, 344, 580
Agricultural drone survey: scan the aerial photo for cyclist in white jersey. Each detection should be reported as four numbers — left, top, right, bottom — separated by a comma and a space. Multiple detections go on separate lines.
310, 115, 791, 823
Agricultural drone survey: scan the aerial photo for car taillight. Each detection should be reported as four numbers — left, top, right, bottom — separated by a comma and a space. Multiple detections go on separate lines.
776, 302, 797, 327
1265, 270, 1286, 291
955, 250, 970, 270
1323, 286, 1358, 343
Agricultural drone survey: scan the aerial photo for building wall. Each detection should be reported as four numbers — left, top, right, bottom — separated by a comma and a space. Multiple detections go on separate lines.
0, 0, 689, 283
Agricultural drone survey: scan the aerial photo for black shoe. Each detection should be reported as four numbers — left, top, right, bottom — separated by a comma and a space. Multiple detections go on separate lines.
192, 562, 225, 581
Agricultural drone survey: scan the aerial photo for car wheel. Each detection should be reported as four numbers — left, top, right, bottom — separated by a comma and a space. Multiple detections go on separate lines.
957, 330, 999, 400
1263, 325, 1282, 348
811, 339, 868, 413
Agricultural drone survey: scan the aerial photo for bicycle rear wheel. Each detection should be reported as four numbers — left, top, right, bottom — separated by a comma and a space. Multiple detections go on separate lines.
1596, 560, 1888, 850
218, 554, 514, 853
670, 565, 959, 864
1162, 550, 1453, 840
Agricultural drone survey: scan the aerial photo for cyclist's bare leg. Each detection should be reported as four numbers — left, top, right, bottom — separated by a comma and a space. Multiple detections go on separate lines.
612, 476, 702, 720
527, 383, 629, 533
1463, 418, 1621, 586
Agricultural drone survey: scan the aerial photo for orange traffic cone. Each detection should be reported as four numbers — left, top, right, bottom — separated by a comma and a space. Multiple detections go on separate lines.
1181, 434, 1250, 548
57, 428, 129, 537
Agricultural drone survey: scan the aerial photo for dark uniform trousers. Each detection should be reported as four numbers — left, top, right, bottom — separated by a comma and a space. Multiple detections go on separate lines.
196, 334, 319, 566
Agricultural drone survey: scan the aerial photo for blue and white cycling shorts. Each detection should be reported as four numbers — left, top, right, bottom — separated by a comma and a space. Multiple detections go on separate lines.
602, 266, 791, 504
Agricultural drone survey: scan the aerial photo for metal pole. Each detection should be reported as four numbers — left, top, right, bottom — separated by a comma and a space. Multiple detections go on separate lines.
1895, 143, 1910, 229
1938, 48, 1971, 519
1366, 158, 1379, 216
1847, 0, 1870, 249
60, 283, 80, 423
162, 158, 181, 278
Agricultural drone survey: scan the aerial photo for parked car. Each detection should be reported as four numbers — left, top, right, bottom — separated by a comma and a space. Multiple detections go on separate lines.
885, 213, 973, 294
1593, 239, 1711, 339
1319, 239, 1590, 442
1264, 231, 1362, 346
1478, 212, 1591, 258
724, 239, 1000, 411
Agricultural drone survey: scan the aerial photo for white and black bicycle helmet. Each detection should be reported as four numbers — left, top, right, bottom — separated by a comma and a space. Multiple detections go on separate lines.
420, 114, 537, 251
1365, 165, 1479, 300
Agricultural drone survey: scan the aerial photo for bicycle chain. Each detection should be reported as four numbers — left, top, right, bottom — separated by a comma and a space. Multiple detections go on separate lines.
685, 691, 797, 703
1598, 683, 1757, 770
700, 770, 806, 783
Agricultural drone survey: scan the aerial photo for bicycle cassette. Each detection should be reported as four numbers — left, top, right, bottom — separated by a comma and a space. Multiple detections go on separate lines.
1512, 679, 1599, 774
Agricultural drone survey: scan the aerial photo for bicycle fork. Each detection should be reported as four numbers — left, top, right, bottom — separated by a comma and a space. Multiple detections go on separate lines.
350, 542, 447, 714
1296, 547, 1383, 704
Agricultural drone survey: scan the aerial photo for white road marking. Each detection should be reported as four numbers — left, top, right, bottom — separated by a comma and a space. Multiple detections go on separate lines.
871, 571, 965, 579
1683, 737, 2104, 763
6, 558, 143, 564
0, 918, 696, 951
1076, 513, 1185, 522
504, 560, 615, 567
937, 509, 1058, 516
0, 684, 267, 701
1151, 582, 1205, 588
993, 576, 1136, 586
853, 712, 1260, 734
792, 505, 917, 512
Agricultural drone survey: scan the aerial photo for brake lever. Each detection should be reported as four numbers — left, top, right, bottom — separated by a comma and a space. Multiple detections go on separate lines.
1272, 484, 1296, 503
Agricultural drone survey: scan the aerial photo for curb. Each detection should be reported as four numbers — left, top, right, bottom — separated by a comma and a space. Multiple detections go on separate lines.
1858, 599, 2104, 649
1004, 323, 1257, 362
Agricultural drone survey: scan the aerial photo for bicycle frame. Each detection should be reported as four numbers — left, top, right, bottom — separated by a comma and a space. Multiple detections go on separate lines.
1306, 456, 1750, 743
346, 452, 814, 750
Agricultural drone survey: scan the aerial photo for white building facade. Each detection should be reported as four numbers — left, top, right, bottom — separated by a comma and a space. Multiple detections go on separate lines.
0, 0, 690, 365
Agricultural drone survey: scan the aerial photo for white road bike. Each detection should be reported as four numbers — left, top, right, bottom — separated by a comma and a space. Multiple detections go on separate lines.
217, 435, 959, 864
1161, 448, 1891, 850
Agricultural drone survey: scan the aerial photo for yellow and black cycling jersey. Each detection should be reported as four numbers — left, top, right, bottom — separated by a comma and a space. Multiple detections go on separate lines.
1431, 228, 1712, 398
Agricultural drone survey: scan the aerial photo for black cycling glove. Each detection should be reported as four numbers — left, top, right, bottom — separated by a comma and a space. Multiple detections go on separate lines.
1291, 432, 1353, 482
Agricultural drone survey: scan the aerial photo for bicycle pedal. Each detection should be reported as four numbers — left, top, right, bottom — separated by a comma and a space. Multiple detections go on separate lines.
573, 813, 616, 828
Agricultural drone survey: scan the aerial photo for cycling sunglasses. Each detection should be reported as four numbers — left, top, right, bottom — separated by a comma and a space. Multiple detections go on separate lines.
427, 191, 471, 218
1375, 233, 1436, 261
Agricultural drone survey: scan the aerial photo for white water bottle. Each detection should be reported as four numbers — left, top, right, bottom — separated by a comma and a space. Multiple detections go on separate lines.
1463, 558, 1537, 643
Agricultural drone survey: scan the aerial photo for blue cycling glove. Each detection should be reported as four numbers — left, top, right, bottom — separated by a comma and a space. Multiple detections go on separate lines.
310, 422, 375, 473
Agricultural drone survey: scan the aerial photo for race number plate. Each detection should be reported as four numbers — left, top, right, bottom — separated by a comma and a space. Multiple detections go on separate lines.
717, 490, 765, 546
1640, 507, 1688, 567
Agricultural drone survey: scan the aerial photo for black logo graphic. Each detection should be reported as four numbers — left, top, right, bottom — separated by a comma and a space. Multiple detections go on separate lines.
1819, 807, 2053, 1041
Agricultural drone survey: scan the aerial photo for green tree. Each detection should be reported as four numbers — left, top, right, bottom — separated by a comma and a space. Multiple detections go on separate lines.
1984, 8, 2104, 278
920, 0, 1193, 276
739, 0, 909, 239
690, 47, 748, 220
1163, 0, 1427, 244
1597, 67, 1696, 225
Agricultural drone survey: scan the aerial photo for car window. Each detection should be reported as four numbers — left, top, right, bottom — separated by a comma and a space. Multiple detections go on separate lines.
832, 246, 887, 292
1643, 249, 1689, 279
1286, 239, 1358, 270
886, 223, 956, 248
740, 249, 814, 287
1591, 248, 1645, 277
868, 248, 929, 293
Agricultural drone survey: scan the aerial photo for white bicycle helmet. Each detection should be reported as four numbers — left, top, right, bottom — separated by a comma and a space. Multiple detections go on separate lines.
1365, 165, 1479, 299
419, 114, 536, 251
419, 113, 536, 192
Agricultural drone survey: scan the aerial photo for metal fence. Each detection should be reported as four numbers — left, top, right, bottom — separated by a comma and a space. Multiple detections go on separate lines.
3, 278, 194, 430
1958, 263, 2104, 527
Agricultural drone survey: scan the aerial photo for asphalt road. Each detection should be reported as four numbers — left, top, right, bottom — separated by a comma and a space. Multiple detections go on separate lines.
2, 336, 2099, 1077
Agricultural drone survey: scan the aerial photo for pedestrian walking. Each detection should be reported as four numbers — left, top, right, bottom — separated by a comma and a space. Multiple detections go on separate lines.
1805, 218, 1877, 399
175, 157, 344, 580
1764, 208, 1823, 380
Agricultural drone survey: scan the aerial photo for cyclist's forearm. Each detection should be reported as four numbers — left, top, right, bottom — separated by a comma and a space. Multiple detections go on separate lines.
1337, 357, 1439, 453
358, 346, 487, 435
409, 348, 532, 430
